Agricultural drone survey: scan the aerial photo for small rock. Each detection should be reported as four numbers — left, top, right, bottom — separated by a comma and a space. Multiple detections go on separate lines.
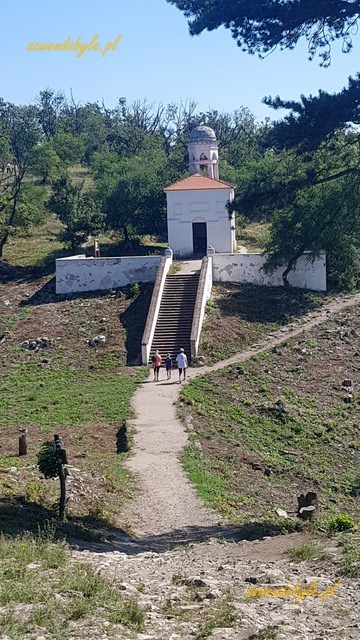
27, 562, 41, 570
344, 394, 353, 403
191, 356, 206, 367
20, 337, 54, 350
275, 508, 288, 518
0, 331, 12, 343
184, 577, 208, 588
251, 462, 262, 471
258, 568, 286, 584
88, 334, 106, 347
8, 467, 18, 474
343, 379, 352, 387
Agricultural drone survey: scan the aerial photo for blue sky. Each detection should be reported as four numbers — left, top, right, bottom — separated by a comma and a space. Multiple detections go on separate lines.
0, 0, 358, 122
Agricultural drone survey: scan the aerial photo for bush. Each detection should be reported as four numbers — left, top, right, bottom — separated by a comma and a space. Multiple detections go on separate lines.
324, 514, 356, 535
130, 282, 140, 297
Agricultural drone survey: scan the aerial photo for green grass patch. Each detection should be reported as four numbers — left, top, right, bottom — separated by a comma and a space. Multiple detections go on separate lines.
338, 535, 360, 578
199, 283, 326, 364
182, 441, 244, 519
180, 310, 360, 525
323, 514, 356, 535
3, 215, 66, 271
0, 531, 144, 639
0, 363, 145, 428
285, 543, 331, 563
195, 599, 237, 639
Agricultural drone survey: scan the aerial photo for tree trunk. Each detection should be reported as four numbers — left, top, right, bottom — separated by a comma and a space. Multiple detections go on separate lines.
122, 224, 130, 245
0, 231, 9, 258
0, 169, 24, 257
19, 428, 28, 456
282, 247, 306, 287
58, 464, 66, 521
297, 492, 318, 520
0, 233, 9, 258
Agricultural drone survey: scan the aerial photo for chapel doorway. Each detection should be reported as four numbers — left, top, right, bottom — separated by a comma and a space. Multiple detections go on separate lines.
192, 222, 207, 256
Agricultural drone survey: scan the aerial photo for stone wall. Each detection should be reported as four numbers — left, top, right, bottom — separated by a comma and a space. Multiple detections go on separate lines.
212, 252, 326, 292
56, 255, 163, 294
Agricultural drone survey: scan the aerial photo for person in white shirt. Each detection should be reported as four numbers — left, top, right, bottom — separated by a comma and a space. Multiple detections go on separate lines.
176, 348, 188, 383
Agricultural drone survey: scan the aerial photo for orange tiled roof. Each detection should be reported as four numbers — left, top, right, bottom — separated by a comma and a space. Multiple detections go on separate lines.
164, 173, 234, 192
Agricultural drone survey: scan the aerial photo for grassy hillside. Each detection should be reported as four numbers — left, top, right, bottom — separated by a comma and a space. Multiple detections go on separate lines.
199, 282, 326, 363
181, 304, 360, 532
0, 218, 155, 538
2, 216, 358, 542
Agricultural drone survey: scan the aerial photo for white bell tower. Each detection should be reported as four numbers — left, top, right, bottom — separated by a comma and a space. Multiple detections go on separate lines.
188, 125, 219, 180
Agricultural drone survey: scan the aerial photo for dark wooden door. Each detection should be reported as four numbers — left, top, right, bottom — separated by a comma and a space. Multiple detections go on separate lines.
192, 222, 207, 256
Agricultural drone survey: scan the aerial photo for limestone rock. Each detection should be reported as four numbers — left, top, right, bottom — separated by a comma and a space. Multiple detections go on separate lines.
88, 334, 106, 347
20, 337, 54, 350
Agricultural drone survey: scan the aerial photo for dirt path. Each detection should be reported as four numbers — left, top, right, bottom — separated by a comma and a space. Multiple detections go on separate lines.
124, 292, 360, 537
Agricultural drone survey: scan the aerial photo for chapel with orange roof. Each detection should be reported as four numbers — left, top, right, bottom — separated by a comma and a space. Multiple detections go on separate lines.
164, 125, 236, 257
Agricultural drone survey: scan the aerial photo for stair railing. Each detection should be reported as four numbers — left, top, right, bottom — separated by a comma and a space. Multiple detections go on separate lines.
190, 256, 213, 360
141, 251, 173, 364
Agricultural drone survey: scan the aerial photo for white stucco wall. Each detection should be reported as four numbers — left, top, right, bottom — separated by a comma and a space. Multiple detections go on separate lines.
56, 255, 163, 294
190, 256, 213, 358
212, 252, 326, 292
141, 254, 173, 365
166, 188, 234, 257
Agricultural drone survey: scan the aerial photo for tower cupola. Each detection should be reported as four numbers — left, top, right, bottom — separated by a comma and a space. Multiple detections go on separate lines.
188, 125, 219, 180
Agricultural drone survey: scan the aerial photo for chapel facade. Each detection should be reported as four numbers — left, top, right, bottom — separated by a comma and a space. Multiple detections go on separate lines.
165, 125, 236, 258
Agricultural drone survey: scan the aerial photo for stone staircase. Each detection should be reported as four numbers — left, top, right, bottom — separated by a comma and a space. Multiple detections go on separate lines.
149, 272, 200, 364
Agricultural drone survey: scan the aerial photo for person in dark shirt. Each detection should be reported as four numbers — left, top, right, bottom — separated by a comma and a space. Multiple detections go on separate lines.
165, 353, 172, 380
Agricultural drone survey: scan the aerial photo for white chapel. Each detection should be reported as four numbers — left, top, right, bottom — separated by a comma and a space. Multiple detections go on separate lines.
164, 125, 236, 258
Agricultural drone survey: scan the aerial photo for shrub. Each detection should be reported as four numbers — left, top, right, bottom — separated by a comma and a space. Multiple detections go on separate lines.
324, 514, 356, 535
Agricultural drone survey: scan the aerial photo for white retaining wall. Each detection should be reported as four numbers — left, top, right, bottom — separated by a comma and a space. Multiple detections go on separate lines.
212, 252, 326, 292
56, 255, 163, 294
141, 254, 173, 365
190, 256, 213, 359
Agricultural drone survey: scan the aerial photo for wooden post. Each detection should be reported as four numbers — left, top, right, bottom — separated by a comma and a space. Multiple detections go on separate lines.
116, 421, 128, 453
94, 238, 100, 257
297, 491, 318, 520
54, 434, 67, 521
19, 427, 28, 456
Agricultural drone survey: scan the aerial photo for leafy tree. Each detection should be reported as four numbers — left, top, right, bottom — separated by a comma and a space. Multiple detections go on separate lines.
36, 88, 65, 139
29, 141, 62, 184
232, 135, 360, 287
169, 0, 360, 289
52, 132, 84, 166
6, 182, 47, 230
48, 175, 105, 250
0, 100, 41, 256
93, 138, 168, 245
37, 439, 67, 521
167, 1, 360, 66
264, 175, 360, 289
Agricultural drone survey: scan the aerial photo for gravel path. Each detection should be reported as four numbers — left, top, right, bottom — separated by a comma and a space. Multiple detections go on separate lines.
123, 292, 360, 538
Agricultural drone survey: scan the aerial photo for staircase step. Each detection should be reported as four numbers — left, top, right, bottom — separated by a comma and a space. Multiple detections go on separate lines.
149, 270, 202, 360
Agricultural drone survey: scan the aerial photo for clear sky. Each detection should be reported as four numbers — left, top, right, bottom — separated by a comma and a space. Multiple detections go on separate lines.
0, 0, 359, 122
